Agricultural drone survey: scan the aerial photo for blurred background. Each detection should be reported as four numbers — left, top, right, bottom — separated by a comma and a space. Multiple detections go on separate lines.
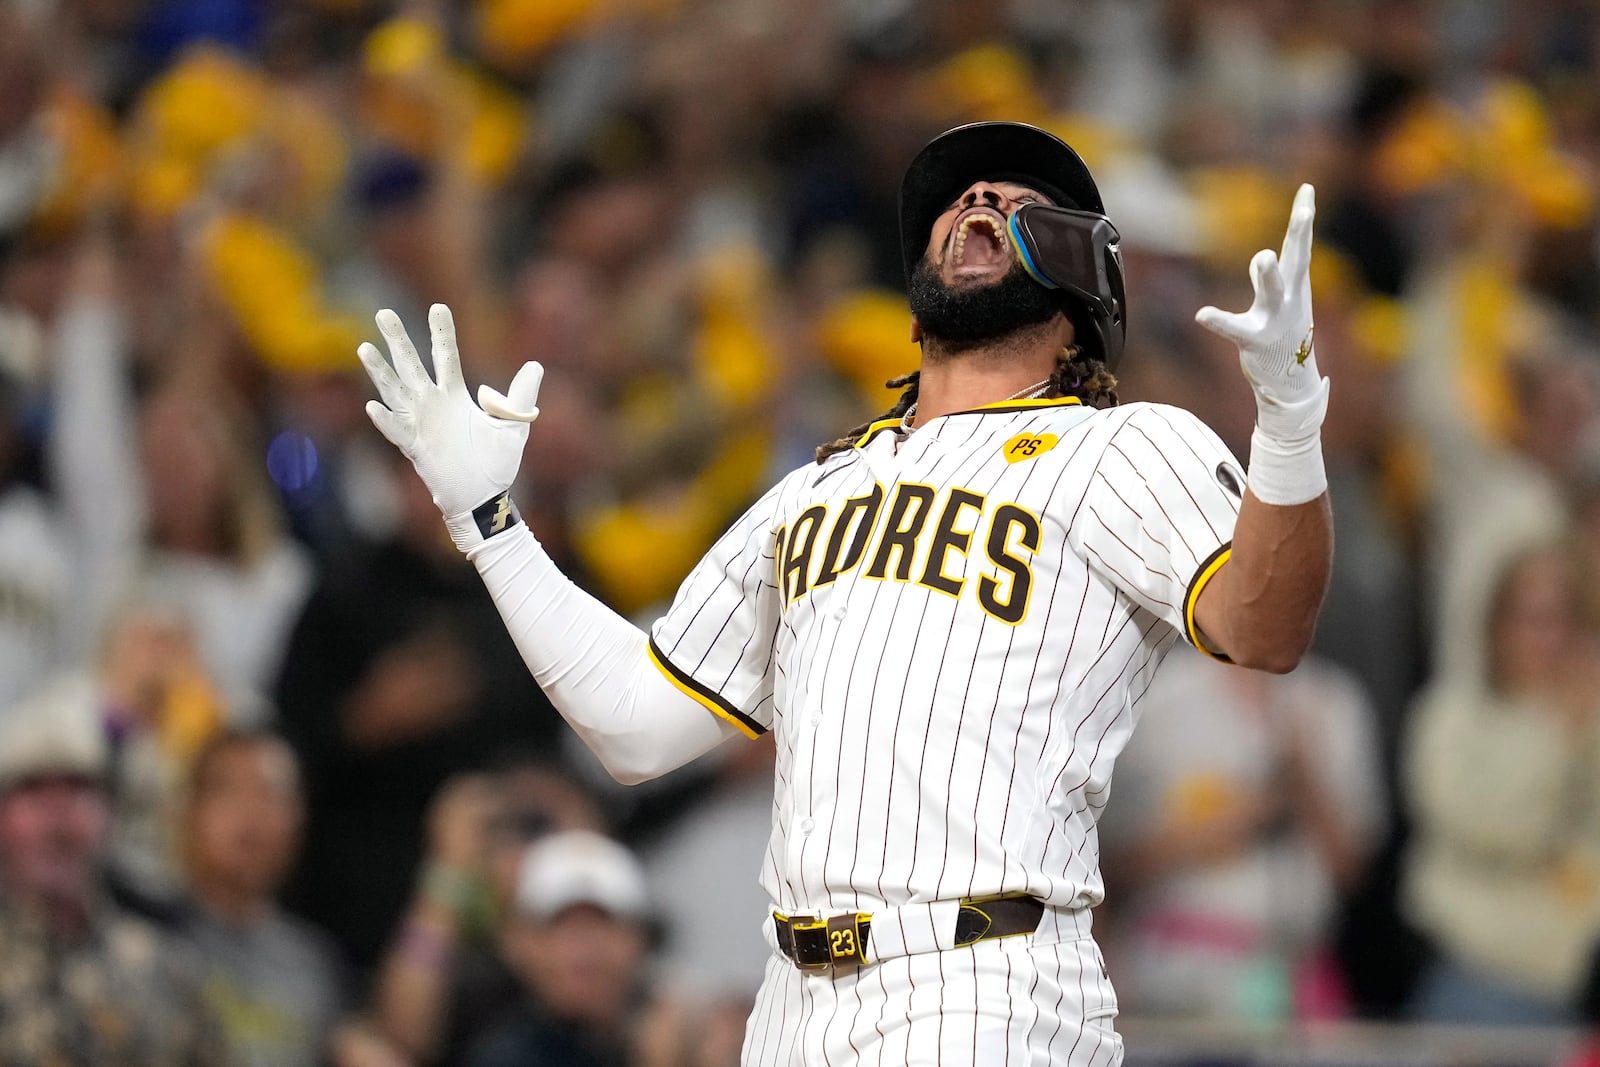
0, 0, 1599, 1064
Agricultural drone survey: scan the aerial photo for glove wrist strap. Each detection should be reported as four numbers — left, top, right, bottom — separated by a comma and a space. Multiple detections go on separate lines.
1249, 369, 1329, 436
444, 491, 522, 553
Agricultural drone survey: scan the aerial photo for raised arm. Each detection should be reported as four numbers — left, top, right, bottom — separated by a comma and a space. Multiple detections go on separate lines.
50, 231, 146, 662
356, 305, 738, 783
1192, 184, 1333, 672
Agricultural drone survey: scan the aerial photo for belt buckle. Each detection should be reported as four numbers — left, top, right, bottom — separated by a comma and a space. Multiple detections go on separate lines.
777, 911, 870, 969
789, 915, 831, 969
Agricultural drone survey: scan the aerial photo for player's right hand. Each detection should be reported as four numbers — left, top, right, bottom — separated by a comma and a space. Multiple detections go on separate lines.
357, 303, 543, 544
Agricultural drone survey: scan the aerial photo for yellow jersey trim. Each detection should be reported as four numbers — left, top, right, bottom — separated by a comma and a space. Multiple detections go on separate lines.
646, 638, 764, 738
854, 417, 906, 448
964, 396, 1083, 415
853, 396, 1083, 450
1183, 544, 1234, 663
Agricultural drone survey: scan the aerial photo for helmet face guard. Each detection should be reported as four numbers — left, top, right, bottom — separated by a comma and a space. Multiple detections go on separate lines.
1006, 203, 1126, 369
898, 122, 1128, 370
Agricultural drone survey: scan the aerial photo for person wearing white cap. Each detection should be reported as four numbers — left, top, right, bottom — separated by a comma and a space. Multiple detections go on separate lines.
0, 676, 227, 1065
465, 830, 654, 1067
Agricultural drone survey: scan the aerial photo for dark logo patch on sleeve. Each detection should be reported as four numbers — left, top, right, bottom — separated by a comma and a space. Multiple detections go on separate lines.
1215, 462, 1244, 499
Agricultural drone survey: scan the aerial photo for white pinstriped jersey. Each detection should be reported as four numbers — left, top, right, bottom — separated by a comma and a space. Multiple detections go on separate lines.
648, 396, 1243, 919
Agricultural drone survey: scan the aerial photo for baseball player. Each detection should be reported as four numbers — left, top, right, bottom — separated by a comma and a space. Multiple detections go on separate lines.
356, 121, 1332, 1065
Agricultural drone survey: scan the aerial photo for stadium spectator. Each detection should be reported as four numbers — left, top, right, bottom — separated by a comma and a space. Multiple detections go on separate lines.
136, 376, 315, 721
464, 830, 657, 1067
372, 760, 607, 1065
1402, 524, 1600, 1025
0, 675, 226, 1065
1098, 649, 1385, 1022
0, 225, 144, 714
178, 728, 352, 1067
99, 603, 225, 913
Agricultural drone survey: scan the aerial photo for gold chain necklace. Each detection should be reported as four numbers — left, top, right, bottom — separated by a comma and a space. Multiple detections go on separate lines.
904, 375, 1053, 430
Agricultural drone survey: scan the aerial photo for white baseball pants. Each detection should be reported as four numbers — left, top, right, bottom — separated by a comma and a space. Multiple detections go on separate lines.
739, 931, 1122, 1066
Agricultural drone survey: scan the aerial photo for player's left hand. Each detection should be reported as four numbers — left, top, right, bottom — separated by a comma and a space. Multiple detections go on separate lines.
1195, 183, 1327, 441
358, 303, 543, 547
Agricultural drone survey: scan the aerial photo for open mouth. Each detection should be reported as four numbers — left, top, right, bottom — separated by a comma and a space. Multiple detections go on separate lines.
949, 210, 1011, 274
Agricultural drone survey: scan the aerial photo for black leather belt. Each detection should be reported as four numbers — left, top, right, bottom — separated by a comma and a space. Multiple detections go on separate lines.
773, 895, 1046, 970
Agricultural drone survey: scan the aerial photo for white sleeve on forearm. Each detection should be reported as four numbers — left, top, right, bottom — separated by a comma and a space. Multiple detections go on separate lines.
465, 523, 739, 784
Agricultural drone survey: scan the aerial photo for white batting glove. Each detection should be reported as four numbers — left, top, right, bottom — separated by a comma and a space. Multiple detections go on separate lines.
357, 304, 544, 551
1195, 183, 1329, 506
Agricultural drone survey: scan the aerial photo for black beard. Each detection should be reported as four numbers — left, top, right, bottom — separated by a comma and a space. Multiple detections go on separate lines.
906, 255, 1062, 351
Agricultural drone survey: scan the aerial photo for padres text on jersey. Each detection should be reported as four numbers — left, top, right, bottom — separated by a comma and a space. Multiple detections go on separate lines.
649, 397, 1242, 920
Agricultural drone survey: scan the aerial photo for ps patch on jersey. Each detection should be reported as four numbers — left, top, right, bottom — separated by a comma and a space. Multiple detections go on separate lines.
1002, 432, 1059, 463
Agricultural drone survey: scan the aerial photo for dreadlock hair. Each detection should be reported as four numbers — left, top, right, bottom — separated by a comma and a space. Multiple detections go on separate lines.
815, 371, 922, 464
815, 345, 1119, 463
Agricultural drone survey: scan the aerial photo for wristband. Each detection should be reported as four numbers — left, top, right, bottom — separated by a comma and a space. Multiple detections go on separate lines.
1244, 375, 1329, 506
444, 490, 522, 553
1247, 425, 1327, 506
395, 920, 455, 971
418, 861, 480, 917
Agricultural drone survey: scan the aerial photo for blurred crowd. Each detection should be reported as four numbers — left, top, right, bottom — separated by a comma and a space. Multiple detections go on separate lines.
2, 0, 1600, 1064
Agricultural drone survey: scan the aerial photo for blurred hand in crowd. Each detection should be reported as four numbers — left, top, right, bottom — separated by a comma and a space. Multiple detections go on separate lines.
101, 606, 221, 753
369, 773, 501, 1063
342, 627, 478, 749
330, 1019, 416, 1067
483, 760, 606, 907
427, 772, 499, 878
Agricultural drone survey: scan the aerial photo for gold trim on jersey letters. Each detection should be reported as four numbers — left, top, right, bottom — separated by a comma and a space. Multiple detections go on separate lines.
812, 484, 886, 591
1183, 544, 1234, 663
976, 503, 1042, 626
781, 503, 829, 602
646, 639, 765, 738
918, 488, 986, 600
863, 482, 938, 583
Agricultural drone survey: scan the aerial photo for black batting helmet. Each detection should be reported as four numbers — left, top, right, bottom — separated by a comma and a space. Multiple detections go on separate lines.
898, 121, 1126, 367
